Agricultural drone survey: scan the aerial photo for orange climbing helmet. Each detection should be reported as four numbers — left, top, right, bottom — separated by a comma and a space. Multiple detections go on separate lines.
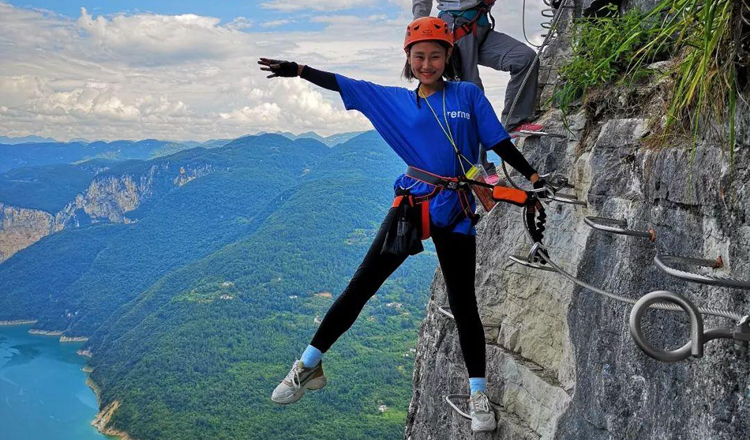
404, 17, 453, 50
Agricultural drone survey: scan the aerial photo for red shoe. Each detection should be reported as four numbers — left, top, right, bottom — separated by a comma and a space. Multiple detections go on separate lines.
509, 122, 544, 138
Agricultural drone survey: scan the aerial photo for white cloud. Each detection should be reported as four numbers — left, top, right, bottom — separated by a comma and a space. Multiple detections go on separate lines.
76, 8, 238, 65
0, 2, 547, 141
227, 17, 253, 30
260, 19, 293, 28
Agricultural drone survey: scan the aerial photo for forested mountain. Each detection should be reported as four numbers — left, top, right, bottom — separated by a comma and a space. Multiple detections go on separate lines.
1, 134, 330, 333
0, 132, 437, 439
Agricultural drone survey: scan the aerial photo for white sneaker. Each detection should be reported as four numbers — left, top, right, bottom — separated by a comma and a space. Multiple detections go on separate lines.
469, 391, 497, 432
271, 360, 327, 405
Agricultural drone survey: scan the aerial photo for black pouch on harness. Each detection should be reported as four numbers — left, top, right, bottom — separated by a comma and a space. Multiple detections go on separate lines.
381, 193, 424, 258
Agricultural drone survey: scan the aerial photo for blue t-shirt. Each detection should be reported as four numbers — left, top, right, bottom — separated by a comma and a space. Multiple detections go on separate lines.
335, 74, 510, 235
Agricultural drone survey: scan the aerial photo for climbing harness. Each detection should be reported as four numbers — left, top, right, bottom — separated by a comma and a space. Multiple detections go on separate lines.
584, 216, 656, 241
404, 166, 480, 227
445, 0, 497, 44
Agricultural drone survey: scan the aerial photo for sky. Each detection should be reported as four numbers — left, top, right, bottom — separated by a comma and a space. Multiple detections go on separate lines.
0, 1, 547, 141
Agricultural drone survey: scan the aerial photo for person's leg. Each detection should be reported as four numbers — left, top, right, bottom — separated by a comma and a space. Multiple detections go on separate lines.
432, 226, 495, 431
309, 208, 408, 354
439, 13, 484, 89
432, 227, 485, 379
478, 31, 539, 128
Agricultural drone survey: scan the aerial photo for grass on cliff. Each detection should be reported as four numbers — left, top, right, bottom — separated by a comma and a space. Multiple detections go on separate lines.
554, 0, 742, 157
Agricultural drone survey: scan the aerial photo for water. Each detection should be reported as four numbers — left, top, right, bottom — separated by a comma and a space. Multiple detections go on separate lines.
0, 325, 111, 440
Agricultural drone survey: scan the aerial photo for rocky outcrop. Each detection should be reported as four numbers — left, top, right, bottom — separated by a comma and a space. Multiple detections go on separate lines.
405, 5, 750, 440
0, 204, 57, 262
88, 378, 134, 440
0, 162, 214, 262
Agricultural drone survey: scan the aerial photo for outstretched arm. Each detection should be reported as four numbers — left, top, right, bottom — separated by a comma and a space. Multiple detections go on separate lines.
490, 139, 559, 196
489, 139, 539, 183
258, 58, 339, 92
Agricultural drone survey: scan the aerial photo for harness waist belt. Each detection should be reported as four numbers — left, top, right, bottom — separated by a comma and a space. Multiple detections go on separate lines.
405, 166, 469, 191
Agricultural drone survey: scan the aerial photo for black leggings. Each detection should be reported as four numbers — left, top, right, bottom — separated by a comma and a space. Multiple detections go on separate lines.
310, 208, 486, 378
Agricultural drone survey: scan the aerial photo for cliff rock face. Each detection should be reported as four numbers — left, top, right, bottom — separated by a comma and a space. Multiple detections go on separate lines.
405, 5, 750, 440
0, 162, 214, 262
0, 203, 56, 262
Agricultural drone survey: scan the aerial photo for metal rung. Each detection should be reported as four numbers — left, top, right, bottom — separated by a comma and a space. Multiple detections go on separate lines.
438, 306, 501, 328
549, 193, 587, 206
445, 394, 501, 420
654, 254, 750, 290
508, 254, 558, 272
515, 130, 567, 138
630, 291, 750, 362
584, 216, 656, 241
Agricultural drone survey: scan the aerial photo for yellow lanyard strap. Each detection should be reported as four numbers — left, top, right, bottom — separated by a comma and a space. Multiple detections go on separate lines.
419, 86, 474, 175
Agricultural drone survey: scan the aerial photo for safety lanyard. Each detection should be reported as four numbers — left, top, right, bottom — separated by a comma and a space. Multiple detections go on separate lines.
419, 85, 474, 175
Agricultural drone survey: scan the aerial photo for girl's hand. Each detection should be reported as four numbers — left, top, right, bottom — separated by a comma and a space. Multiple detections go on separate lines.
258, 58, 301, 78
532, 176, 557, 199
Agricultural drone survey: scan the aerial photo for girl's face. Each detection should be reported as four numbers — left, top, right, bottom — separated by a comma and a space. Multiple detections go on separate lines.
407, 41, 451, 86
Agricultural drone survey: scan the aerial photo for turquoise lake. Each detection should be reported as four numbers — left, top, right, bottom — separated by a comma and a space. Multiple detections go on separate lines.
0, 325, 111, 440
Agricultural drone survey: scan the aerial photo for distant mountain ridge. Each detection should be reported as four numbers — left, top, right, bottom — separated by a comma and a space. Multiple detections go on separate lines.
0, 135, 58, 144
254, 130, 365, 147
0, 131, 366, 173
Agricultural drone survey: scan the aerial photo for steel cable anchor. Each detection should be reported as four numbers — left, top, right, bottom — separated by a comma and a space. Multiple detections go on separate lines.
629, 291, 750, 362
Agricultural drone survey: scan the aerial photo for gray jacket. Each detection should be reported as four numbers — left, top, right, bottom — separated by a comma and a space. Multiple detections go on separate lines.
412, 0, 485, 19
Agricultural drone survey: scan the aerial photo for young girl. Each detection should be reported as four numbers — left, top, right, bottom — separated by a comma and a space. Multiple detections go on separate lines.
259, 16, 547, 433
